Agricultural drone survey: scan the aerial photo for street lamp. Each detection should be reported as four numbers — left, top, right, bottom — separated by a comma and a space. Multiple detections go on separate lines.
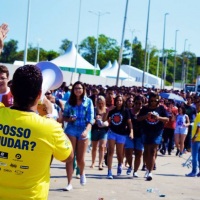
161, 12, 169, 89
181, 38, 188, 88
89, 10, 109, 75
173, 29, 179, 89
24, 0, 31, 65
116, 0, 129, 86
70, 0, 82, 84
142, 0, 151, 87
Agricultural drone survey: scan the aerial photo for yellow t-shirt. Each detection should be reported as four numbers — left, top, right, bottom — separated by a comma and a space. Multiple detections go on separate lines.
0, 102, 5, 108
0, 107, 72, 200
192, 112, 200, 141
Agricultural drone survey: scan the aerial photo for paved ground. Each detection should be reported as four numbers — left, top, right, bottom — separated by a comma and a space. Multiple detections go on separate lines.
48, 149, 199, 200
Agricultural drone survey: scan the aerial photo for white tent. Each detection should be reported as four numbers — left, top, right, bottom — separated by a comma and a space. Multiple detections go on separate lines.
51, 42, 100, 75
100, 60, 130, 80
121, 64, 161, 87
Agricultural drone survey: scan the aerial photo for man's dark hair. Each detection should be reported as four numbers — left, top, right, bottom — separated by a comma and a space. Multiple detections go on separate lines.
11, 65, 43, 110
0, 64, 9, 78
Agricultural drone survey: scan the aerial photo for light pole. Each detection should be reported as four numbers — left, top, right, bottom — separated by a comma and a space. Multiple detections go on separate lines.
186, 44, 191, 84
116, 0, 129, 86
70, 0, 82, 84
24, 0, 31, 65
181, 39, 188, 88
161, 12, 169, 89
173, 29, 179, 89
142, 0, 151, 87
89, 10, 109, 75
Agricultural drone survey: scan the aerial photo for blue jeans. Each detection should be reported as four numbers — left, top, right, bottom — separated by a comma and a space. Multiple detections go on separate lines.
191, 141, 200, 174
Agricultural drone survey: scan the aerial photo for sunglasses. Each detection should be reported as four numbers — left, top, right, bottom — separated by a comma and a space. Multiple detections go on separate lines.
150, 100, 158, 103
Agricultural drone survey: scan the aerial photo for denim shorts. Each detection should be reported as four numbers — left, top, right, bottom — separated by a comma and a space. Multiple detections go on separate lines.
65, 124, 88, 140
174, 126, 188, 135
124, 135, 134, 148
91, 128, 108, 141
107, 130, 126, 144
133, 137, 144, 151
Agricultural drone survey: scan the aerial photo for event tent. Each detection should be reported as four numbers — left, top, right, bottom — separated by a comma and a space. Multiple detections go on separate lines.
51, 42, 100, 75
100, 60, 130, 80
121, 64, 161, 86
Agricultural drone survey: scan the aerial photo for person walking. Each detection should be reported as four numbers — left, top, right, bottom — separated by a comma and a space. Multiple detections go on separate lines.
138, 92, 169, 181
63, 81, 94, 191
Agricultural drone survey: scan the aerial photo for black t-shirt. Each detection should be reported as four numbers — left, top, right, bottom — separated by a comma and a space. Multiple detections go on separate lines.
108, 108, 130, 135
138, 105, 168, 133
185, 104, 196, 123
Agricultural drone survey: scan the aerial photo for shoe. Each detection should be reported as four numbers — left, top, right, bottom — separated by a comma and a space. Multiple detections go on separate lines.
146, 173, 153, 181
63, 184, 73, 191
185, 172, 196, 177
99, 166, 103, 170
126, 167, 132, 175
153, 164, 156, 170
176, 149, 180, 156
168, 152, 171, 155
179, 152, 183, 157
117, 164, 122, 176
197, 172, 200, 177
141, 164, 146, 171
160, 149, 166, 155
76, 174, 80, 179
133, 172, 138, 177
144, 170, 149, 178
107, 170, 113, 179
80, 174, 86, 186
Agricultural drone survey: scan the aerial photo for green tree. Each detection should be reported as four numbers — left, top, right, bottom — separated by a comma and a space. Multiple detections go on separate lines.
59, 39, 72, 54
0, 39, 18, 63
79, 34, 119, 68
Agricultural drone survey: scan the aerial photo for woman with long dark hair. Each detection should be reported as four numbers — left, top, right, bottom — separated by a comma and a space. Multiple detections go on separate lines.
63, 81, 94, 191
106, 95, 133, 179
124, 95, 144, 177
138, 92, 168, 181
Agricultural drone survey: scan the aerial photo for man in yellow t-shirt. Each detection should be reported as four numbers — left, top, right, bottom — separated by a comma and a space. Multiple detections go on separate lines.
0, 65, 73, 200
185, 100, 200, 177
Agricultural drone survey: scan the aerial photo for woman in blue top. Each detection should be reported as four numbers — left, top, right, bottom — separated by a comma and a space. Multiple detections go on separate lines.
63, 81, 94, 191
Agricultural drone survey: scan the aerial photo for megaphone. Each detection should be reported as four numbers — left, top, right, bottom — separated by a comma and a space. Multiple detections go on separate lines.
36, 61, 63, 99
36, 61, 63, 117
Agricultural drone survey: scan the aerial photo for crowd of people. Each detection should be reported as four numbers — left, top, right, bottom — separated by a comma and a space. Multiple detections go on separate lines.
0, 23, 200, 199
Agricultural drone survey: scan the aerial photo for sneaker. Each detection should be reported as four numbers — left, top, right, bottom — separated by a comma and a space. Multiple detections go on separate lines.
63, 184, 73, 191
80, 174, 87, 186
179, 152, 183, 157
117, 164, 122, 176
133, 172, 138, 177
146, 173, 153, 181
141, 164, 146, 171
126, 167, 132, 175
197, 172, 200, 177
76, 174, 80, 179
176, 149, 180, 156
107, 170, 113, 179
144, 170, 149, 178
185, 172, 196, 177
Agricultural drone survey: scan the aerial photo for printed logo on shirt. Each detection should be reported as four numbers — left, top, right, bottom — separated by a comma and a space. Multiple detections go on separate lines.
4, 169, 12, 173
15, 170, 24, 175
146, 111, 159, 125
0, 151, 8, 159
111, 113, 123, 125
20, 165, 29, 169
10, 163, 17, 168
0, 162, 7, 166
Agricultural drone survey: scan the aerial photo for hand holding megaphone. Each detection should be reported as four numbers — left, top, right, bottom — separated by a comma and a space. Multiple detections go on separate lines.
36, 61, 63, 116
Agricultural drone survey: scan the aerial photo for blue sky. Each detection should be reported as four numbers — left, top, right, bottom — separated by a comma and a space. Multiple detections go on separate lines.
1, 0, 200, 57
